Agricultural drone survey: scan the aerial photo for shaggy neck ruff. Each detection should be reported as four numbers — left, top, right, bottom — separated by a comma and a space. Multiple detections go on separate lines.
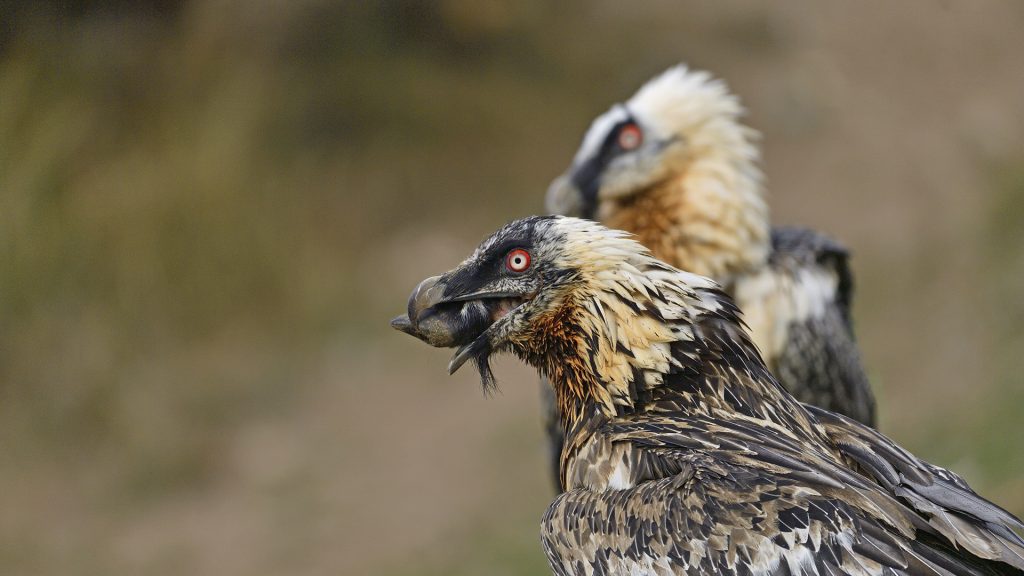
512, 249, 815, 447
602, 159, 769, 283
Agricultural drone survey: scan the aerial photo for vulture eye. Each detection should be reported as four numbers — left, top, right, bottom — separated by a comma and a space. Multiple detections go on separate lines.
617, 123, 643, 150
505, 249, 531, 273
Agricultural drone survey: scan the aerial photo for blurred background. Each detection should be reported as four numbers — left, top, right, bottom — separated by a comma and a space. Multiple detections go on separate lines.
2, 1, 1023, 574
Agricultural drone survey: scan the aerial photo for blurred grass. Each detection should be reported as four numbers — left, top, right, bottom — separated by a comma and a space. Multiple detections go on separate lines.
1, 1, 1023, 575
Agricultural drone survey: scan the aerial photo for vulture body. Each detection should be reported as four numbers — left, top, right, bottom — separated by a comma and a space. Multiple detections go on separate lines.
544, 65, 875, 489
394, 216, 1024, 576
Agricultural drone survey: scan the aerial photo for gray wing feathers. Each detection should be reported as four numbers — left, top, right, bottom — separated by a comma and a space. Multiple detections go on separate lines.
776, 311, 876, 426
769, 226, 876, 427
811, 406, 1024, 572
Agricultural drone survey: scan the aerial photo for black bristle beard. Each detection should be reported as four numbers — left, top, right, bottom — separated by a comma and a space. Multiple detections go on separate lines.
462, 335, 497, 394
475, 352, 497, 395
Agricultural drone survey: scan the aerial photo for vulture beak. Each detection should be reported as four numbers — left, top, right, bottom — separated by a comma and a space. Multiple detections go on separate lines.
389, 314, 416, 335
547, 160, 601, 221
391, 275, 465, 348
571, 157, 603, 221
392, 273, 532, 375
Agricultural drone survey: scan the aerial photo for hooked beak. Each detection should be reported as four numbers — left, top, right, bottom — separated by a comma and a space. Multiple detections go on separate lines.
546, 160, 600, 220
546, 174, 585, 217
390, 275, 468, 348
391, 274, 532, 376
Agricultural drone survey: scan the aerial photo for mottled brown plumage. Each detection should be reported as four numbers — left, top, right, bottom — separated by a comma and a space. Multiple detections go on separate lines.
394, 216, 1024, 576
544, 65, 875, 491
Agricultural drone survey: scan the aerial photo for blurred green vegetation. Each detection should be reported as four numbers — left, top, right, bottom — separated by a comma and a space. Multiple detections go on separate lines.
1, 1, 1023, 575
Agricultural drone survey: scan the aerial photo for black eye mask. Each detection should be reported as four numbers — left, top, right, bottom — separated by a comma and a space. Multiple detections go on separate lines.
573, 116, 642, 220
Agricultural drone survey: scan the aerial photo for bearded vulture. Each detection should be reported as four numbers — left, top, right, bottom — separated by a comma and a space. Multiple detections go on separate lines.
542, 65, 876, 490
393, 215, 1024, 576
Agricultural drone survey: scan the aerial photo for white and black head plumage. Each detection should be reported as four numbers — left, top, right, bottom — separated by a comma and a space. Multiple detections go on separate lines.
547, 65, 762, 221
393, 215, 726, 399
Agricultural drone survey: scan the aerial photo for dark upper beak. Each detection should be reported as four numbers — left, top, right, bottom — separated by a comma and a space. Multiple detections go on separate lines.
390, 275, 453, 347
546, 174, 584, 217
390, 277, 443, 337
389, 314, 416, 336
390, 275, 494, 349
546, 159, 601, 220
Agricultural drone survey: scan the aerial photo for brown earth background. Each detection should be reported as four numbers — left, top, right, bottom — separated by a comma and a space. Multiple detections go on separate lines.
2, 1, 1023, 574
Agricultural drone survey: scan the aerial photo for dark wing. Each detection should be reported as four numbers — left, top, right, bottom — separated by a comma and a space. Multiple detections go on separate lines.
543, 453, 1002, 576
540, 375, 565, 492
764, 226, 876, 427
810, 405, 1024, 572
546, 414, 1024, 576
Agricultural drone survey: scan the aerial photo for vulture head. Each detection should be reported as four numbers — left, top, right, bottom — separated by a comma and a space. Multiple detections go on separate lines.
392, 216, 734, 415
546, 65, 770, 281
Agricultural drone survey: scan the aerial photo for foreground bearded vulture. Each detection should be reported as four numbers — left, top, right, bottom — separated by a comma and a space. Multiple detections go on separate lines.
393, 216, 1024, 576
543, 65, 877, 488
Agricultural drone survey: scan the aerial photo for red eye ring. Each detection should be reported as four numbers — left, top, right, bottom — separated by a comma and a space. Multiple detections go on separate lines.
618, 123, 643, 150
505, 249, 531, 273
